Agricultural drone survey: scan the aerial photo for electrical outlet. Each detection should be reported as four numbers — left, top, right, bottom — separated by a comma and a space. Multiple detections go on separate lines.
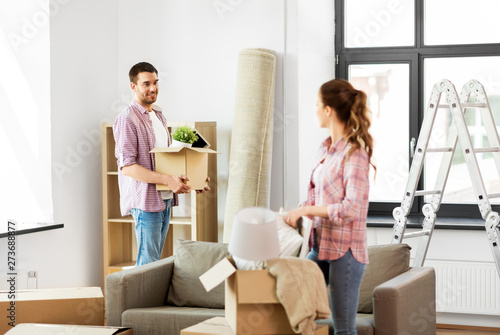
27, 270, 38, 289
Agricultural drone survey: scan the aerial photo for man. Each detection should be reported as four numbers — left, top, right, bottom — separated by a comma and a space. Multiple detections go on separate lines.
113, 62, 208, 266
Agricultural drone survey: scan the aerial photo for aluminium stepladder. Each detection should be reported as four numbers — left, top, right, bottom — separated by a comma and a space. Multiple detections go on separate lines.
391, 78, 500, 277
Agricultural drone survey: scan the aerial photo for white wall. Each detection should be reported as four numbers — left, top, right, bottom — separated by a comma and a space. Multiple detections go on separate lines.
296, 0, 335, 203
0, 0, 118, 290
38, 0, 118, 288
112, 0, 337, 235
115, 0, 288, 238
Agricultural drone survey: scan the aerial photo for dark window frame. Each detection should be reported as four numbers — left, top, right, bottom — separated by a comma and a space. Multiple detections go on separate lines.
335, 0, 500, 226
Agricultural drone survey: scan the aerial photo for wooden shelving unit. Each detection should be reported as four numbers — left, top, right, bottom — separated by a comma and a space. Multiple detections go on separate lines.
102, 121, 218, 284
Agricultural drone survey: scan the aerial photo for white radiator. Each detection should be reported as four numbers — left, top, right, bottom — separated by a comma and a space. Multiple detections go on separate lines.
424, 260, 500, 315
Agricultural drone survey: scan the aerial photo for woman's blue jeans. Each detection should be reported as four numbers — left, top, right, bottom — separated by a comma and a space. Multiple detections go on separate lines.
130, 199, 171, 266
307, 248, 366, 335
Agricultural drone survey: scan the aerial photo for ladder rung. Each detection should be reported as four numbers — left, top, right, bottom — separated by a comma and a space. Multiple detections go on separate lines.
474, 147, 500, 153
488, 193, 500, 199
425, 147, 500, 154
415, 190, 441, 197
438, 103, 488, 109
427, 147, 453, 153
404, 230, 431, 238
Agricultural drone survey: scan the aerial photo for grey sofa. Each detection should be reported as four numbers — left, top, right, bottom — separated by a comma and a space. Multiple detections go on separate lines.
106, 240, 436, 335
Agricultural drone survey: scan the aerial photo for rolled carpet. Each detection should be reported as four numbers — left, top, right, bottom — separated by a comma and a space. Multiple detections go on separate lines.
223, 48, 277, 243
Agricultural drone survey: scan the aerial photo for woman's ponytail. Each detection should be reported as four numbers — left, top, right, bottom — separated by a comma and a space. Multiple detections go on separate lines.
319, 80, 375, 169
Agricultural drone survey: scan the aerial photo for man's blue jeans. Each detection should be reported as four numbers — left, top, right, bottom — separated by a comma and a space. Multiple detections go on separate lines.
130, 199, 171, 266
307, 248, 366, 335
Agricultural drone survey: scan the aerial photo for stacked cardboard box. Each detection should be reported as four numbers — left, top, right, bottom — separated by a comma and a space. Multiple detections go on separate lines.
0, 287, 104, 334
5, 324, 132, 334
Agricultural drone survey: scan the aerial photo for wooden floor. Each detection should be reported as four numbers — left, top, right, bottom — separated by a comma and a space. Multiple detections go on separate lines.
437, 331, 500, 334
437, 327, 500, 334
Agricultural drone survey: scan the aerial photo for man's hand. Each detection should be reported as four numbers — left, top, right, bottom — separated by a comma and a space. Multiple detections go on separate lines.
122, 164, 190, 194
165, 175, 191, 194
196, 176, 211, 194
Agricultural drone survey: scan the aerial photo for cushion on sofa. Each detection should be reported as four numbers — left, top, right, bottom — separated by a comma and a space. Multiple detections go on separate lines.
166, 240, 230, 309
357, 243, 411, 313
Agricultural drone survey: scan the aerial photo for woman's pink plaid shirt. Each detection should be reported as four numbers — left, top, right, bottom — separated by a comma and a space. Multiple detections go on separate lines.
304, 137, 370, 264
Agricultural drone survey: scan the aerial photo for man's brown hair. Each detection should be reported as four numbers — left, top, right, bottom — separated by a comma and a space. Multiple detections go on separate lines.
129, 62, 158, 84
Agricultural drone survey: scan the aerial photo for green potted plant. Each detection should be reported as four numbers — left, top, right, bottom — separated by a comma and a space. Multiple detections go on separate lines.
171, 124, 199, 147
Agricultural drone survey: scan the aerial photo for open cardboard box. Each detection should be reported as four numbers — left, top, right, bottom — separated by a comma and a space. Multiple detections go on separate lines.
200, 258, 297, 335
0, 287, 104, 334
151, 128, 218, 191
5, 324, 132, 335
181, 317, 327, 335
151, 147, 218, 191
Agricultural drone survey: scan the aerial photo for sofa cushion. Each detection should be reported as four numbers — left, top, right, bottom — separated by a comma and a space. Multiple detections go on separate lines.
357, 243, 411, 313
166, 240, 230, 309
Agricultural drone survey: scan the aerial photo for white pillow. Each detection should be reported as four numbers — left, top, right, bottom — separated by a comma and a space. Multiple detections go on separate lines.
233, 256, 262, 270
276, 214, 303, 257
298, 217, 312, 259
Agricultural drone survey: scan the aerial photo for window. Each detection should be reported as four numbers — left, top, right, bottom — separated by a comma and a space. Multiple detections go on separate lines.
336, 0, 500, 221
350, 63, 410, 203
0, 0, 53, 225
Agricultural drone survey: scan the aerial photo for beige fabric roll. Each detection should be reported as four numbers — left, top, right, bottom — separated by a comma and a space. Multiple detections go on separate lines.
223, 48, 277, 243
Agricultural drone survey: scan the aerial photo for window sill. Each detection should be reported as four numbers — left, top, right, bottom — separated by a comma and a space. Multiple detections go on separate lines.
367, 215, 486, 230
0, 222, 64, 238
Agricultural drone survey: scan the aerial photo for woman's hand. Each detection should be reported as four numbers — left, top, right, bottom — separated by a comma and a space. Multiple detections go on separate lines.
284, 207, 308, 228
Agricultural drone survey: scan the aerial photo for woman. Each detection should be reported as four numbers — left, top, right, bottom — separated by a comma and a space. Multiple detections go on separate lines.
284, 79, 374, 335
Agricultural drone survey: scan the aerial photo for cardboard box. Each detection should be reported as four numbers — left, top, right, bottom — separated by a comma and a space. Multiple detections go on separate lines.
0, 287, 104, 335
181, 317, 232, 335
4, 324, 132, 335
151, 146, 218, 191
181, 317, 328, 335
5, 324, 132, 334
199, 258, 293, 334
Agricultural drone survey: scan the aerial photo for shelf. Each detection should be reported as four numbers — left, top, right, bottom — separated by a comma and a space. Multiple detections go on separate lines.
108, 216, 192, 225
102, 121, 218, 286
108, 216, 134, 223
170, 216, 192, 225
